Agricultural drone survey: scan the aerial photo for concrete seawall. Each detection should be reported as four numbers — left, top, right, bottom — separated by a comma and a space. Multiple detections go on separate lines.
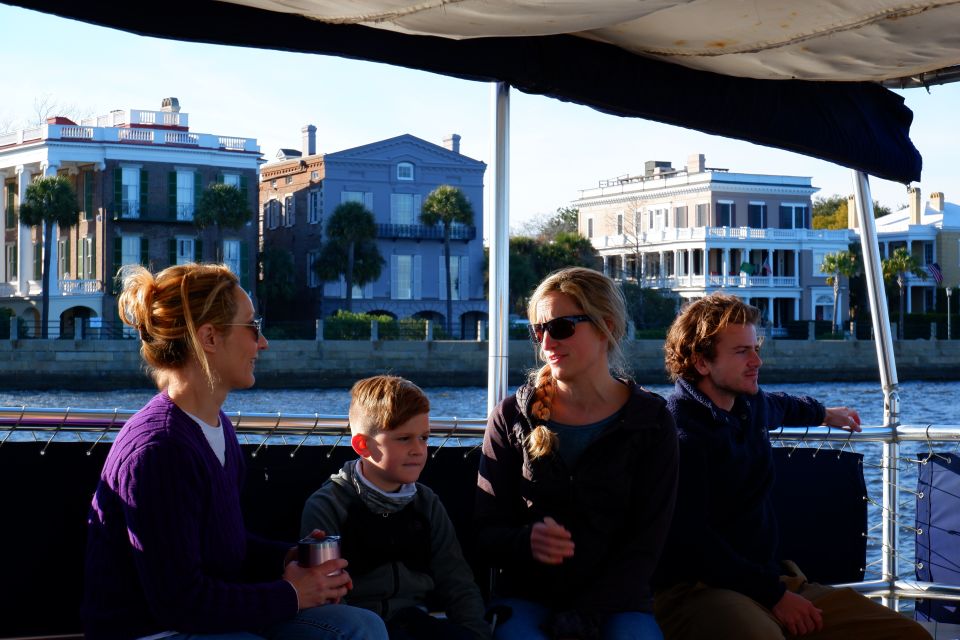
1, 338, 958, 390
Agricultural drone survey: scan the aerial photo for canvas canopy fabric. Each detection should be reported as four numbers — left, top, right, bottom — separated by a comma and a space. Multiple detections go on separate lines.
10, 0, 960, 183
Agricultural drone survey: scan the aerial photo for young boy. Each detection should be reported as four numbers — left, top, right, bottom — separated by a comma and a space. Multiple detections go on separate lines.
301, 375, 490, 640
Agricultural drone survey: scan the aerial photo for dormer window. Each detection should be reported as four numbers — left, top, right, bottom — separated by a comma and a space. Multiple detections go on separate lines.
397, 162, 414, 181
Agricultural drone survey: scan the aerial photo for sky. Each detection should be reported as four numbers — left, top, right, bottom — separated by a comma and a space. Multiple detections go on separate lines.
2, 3, 958, 233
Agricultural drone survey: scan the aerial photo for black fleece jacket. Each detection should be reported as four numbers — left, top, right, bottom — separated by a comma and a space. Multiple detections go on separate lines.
655, 379, 826, 608
474, 380, 678, 615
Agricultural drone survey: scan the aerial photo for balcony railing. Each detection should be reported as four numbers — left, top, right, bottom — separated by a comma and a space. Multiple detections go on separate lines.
376, 223, 477, 241
60, 279, 103, 295
593, 226, 851, 249
1, 120, 258, 154
640, 274, 800, 289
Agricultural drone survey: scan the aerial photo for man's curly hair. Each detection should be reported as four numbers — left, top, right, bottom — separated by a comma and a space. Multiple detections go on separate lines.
664, 293, 761, 383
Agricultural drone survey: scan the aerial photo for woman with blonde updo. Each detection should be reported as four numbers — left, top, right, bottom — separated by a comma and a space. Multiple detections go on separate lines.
83, 263, 387, 640
475, 267, 678, 640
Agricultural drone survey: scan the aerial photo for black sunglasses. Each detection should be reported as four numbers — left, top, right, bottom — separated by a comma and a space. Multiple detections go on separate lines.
528, 315, 592, 344
225, 317, 263, 340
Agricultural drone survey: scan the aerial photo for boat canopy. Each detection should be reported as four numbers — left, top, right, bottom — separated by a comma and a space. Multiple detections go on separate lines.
10, 0, 960, 183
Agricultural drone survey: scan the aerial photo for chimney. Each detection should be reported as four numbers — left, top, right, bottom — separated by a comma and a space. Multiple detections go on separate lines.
161, 97, 181, 113
687, 153, 705, 174
443, 133, 461, 154
908, 186, 922, 225
931, 191, 945, 212
302, 124, 317, 156
847, 196, 858, 229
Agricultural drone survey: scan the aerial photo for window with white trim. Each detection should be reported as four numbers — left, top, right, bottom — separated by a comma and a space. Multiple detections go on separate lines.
748, 202, 766, 228
308, 189, 322, 224
341, 190, 374, 210
121, 167, 140, 218
391, 193, 422, 225
695, 203, 709, 227
397, 162, 414, 181
222, 173, 241, 188
716, 201, 734, 227
265, 199, 280, 230
80, 237, 94, 279
284, 195, 296, 227
391, 254, 422, 300
175, 237, 195, 266
121, 235, 141, 266
176, 170, 194, 221
222, 239, 241, 276
439, 255, 470, 300
5, 244, 16, 279
779, 203, 810, 229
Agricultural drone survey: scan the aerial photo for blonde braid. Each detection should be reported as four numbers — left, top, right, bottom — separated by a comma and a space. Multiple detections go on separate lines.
527, 365, 558, 459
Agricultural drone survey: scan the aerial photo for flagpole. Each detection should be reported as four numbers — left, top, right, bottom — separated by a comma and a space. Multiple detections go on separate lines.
948, 286, 953, 340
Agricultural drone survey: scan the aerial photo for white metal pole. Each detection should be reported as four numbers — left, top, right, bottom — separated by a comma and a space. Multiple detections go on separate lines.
851, 170, 900, 609
487, 83, 510, 416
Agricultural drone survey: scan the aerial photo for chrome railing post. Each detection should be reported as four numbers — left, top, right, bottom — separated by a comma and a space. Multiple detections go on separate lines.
487, 82, 511, 416
852, 170, 901, 608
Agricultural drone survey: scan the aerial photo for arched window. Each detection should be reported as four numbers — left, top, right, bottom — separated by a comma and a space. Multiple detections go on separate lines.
397, 162, 414, 181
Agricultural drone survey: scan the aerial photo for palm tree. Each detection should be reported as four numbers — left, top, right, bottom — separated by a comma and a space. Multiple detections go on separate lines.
421, 185, 474, 335
313, 201, 384, 312
882, 247, 927, 339
194, 183, 251, 260
19, 175, 79, 338
821, 250, 859, 335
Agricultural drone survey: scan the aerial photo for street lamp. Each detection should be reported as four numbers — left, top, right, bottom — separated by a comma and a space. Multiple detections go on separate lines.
947, 286, 953, 340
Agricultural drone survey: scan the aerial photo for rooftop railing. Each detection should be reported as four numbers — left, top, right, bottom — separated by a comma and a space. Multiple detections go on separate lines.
0, 122, 258, 153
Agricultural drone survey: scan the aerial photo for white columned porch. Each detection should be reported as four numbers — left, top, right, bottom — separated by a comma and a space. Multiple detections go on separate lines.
722, 247, 730, 278
602, 255, 610, 277
687, 249, 694, 283
766, 248, 774, 275
16, 165, 33, 296
794, 298, 800, 321
793, 250, 799, 280
767, 296, 774, 325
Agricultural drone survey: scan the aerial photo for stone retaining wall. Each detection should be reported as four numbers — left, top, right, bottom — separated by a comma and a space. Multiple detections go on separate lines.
1, 338, 958, 389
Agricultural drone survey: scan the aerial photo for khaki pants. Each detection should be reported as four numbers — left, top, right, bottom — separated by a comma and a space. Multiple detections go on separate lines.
654, 562, 930, 640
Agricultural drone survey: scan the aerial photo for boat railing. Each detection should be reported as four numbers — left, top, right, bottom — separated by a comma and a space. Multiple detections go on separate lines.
3, 409, 959, 610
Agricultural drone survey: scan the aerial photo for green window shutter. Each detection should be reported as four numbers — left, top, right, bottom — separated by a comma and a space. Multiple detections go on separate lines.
91, 235, 97, 279
34, 241, 42, 280
240, 241, 250, 289
11, 244, 16, 278
139, 169, 148, 217
194, 172, 202, 206
76, 235, 81, 278
140, 238, 149, 267
240, 176, 249, 203
113, 169, 122, 218
84, 172, 94, 220
216, 173, 224, 184
112, 237, 122, 294
168, 238, 177, 267
195, 238, 203, 262
66, 236, 71, 277
168, 172, 177, 219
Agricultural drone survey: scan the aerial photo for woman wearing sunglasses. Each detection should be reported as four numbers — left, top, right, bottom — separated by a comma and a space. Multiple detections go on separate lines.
475, 267, 678, 640
83, 263, 387, 640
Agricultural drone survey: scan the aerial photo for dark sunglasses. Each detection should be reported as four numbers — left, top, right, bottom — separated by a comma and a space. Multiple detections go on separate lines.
528, 315, 592, 343
225, 317, 263, 340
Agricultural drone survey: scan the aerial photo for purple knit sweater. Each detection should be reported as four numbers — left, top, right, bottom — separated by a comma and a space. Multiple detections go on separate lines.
83, 392, 298, 639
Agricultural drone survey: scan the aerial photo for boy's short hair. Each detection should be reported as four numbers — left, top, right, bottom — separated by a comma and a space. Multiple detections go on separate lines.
348, 375, 430, 436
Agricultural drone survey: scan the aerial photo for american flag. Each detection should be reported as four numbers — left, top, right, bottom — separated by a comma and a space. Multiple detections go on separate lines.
928, 262, 944, 285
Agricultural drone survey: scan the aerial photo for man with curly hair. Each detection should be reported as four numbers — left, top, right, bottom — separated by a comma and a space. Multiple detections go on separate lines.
654, 293, 927, 640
